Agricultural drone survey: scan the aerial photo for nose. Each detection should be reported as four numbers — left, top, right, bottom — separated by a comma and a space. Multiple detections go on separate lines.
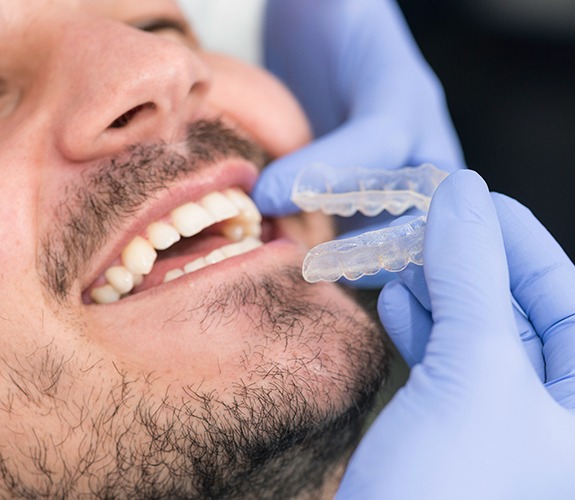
51, 19, 211, 162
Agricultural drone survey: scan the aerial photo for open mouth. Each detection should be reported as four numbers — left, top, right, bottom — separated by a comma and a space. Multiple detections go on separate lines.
84, 187, 264, 304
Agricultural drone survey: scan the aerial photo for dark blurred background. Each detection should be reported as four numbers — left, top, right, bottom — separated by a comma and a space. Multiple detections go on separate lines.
397, 0, 575, 260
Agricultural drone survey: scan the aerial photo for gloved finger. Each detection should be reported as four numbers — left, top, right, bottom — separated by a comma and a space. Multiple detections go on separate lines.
381, 171, 515, 371
378, 280, 432, 367
492, 193, 575, 405
254, 112, 463, 217
253, 118, 413, 216
390, 204, 543, 376
252, 109, 463, 215
423, 171, 518, 371
334, 198, 543, 377
378, 261, 543, 375
394, 263, 544, 377
512, 297, 545, 381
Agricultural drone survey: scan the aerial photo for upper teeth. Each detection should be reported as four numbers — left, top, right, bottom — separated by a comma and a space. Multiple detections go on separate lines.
90, 188, 263, 304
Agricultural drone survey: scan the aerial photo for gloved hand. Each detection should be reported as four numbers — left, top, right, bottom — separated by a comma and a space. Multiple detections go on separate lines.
337, 170, 575, 499
253, 0, 465, 217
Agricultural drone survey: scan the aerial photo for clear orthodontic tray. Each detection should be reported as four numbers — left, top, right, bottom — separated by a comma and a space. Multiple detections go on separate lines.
291, 163, 448, 283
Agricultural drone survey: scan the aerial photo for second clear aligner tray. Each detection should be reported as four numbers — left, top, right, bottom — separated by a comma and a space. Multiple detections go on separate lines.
291, 163, 448, 283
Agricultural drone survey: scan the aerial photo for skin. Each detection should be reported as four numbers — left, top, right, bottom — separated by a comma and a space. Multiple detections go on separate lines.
0, 0, 388, 497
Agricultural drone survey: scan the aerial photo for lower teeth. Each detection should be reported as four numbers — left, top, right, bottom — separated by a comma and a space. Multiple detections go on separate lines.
164, 236, 262, 283
89, 237, 263, 304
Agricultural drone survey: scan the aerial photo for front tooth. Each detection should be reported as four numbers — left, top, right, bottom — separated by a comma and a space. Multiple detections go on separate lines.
221, 237, 262, 258
204, 248, 226, 265
224, 188, 262, 223
224, 189, 262, 237
171, 202, 215, 237
199, 192, 239, 222
221, 241, 245, 258
164, 268, 185, 283
241, 236, 263, 252
91, 284, 121, 304
121, 236, 157, 275
147, 222, 181, 250
105, 266, 135, 294
184, 257, 208, 274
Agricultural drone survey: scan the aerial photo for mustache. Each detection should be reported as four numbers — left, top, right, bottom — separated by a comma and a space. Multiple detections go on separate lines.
39, 118, 270, 301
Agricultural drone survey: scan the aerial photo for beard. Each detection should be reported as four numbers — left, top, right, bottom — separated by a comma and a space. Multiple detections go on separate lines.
17, 118, 390, 497
0, 268, 388, 499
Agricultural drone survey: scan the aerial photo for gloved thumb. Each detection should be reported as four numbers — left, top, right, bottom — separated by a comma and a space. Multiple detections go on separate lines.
421, 170, 517, 370
252, 117, 412, 216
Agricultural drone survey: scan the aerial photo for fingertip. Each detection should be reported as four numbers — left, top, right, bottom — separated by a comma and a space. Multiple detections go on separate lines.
431, 169, 490, 211
426, 169, 499, 248
253, 141, 337, 215
378, 279, 409, 317
252, 164, 300, 216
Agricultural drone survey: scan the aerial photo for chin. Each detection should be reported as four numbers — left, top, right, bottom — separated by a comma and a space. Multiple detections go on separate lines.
120, 268, 390, 499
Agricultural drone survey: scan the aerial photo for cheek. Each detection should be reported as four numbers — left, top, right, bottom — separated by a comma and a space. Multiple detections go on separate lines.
0, 154, 41, 297
201, 53, 312, 157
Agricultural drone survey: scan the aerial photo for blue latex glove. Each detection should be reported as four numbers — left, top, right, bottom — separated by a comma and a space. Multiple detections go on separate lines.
253, 0, 465, 217
337, 170, 575, 499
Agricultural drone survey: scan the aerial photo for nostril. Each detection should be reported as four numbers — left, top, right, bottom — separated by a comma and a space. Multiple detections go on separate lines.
109, 102, 156, 129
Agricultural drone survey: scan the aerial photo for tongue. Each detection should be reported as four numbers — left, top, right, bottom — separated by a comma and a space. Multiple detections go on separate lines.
134, 234, 233, 292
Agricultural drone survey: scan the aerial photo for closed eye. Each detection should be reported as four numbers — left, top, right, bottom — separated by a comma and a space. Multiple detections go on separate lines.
134, 18, 189, 36
132, 17, 199, 48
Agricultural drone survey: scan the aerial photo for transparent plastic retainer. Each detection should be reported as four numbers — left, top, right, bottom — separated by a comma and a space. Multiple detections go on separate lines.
291, 163, 448, 283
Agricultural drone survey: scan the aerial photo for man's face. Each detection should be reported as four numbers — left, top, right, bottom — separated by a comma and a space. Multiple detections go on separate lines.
0, 0, 388, 497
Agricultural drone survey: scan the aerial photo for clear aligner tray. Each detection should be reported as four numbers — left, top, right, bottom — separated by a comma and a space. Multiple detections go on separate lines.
291, 164, 448, 283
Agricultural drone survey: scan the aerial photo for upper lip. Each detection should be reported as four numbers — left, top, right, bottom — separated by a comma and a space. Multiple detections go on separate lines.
80, 157, 260, 294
